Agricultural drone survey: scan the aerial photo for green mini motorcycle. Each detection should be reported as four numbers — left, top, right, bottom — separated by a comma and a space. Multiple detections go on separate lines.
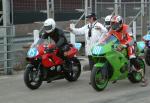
90, 35, 145, 91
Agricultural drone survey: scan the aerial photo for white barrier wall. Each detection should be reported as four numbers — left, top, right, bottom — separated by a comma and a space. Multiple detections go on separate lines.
70, 23, 76, 45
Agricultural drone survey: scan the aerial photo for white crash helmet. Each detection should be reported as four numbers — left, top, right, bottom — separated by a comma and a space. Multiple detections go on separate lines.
44, 18, 56, 33
104, 15, 112, 30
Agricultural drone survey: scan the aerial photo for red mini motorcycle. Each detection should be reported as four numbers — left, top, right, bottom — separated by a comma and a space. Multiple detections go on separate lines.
24, 39, 81, 90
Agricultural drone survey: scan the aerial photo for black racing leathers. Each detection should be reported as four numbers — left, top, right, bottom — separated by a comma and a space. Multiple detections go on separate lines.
40, 28, 69, 60
40, 28, 68, 48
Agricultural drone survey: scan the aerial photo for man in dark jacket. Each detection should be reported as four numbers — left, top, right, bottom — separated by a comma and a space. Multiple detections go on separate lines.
40, 18, 70, 62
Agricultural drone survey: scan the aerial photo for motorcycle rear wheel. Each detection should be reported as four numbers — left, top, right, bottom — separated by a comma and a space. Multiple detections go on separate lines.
128, 58, 145, 83
64, 57, 81, 81
24, 64, 42, 90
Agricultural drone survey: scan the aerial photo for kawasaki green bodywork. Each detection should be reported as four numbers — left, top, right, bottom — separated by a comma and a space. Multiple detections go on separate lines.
91, 35, 144, 81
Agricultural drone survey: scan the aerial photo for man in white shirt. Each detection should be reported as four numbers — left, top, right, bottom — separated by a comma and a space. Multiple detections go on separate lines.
69, 13, 107, 70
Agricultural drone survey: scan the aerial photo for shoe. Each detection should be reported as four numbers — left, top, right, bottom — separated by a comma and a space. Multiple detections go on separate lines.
112, 80, 117, 84
141, 79, 148, 87
47, 79, 52, 83
89, 82, 91, 85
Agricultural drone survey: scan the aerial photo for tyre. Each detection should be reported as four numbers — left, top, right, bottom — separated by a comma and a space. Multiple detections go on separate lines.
145, 48, 150, 66
64, 57, 81, 81
128, 58, 145, 83
90, 64, 109, 91
24, 64, 42, 90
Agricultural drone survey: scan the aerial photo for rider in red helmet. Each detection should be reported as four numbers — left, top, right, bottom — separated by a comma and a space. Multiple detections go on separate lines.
100, 15, 148, 86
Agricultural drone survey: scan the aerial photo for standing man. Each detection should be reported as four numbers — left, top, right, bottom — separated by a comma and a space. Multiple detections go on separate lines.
69, 13, 107, 70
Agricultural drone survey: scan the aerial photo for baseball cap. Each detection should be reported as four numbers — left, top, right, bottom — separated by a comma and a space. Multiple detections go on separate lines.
86, 13, 96, 18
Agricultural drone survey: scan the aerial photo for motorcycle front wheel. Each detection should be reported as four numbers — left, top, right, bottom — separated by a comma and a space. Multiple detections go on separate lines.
24, 64, 42, 90
90, 65, 109, 91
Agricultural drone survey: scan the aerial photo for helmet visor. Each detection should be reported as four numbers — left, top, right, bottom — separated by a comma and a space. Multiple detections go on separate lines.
111, 22, 120, 30
105, 21, 110, 26
44, 25, 52, 31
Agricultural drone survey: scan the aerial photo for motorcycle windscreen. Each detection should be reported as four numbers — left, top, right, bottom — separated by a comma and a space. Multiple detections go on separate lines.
31, 38, 45, 48
105, 35, 119, 44
92, 35, 119, 55
143, 34, 150, 41
29, 38, 45, 56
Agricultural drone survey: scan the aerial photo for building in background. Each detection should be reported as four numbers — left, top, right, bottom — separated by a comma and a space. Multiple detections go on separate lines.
13, 0, 85, 24
1, 0, 143, 24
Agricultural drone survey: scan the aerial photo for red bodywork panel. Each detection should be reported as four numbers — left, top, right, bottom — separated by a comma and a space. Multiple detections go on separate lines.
30, 44, 78, 68
65, 47, 78, 58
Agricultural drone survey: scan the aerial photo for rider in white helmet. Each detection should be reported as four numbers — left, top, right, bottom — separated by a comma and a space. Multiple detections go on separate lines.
104, 15, 112, 31
41, 18, 68, 50
40, 18, 70, 64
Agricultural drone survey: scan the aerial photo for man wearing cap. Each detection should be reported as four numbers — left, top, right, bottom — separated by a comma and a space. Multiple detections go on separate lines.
69, 13, 107, 70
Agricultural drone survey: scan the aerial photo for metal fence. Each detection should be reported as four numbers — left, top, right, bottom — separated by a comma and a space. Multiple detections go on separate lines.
12, 0, 85, 24
95, 1, 150, 39
0, 25, 32, 75
0, 26, 14, 74
13, 0, 46, 12
13, 0, 47, 24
